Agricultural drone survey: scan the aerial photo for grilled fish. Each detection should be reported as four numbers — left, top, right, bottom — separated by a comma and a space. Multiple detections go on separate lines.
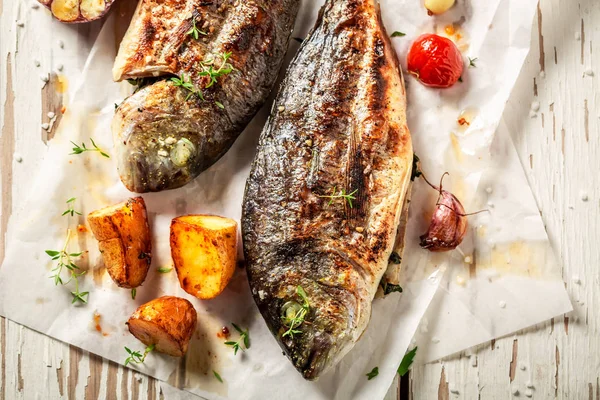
112, 0, 300, 192
242, 0, 413, 380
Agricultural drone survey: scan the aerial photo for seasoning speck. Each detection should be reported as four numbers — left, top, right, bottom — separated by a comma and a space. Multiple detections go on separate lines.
31, 2, 40, 9
16, 20, 24, 27
572, 276, 581, 284
525, 388, 533, 398
58, 40, 64, 49
580, 192, 589, 201
529, 110, 537, 118
40, 74, 49, 83
539, 71, 546, 78
449, 383, 459, 394
519, 362, 526, 370
305, 139, 313, 146
41, 123, 49, 130
456, 275, 466, 286
530, 101, 540, 112
13, 153, 23, 163
464, 256, 472, 264
575, 32, 581, 40
487, 201, 495, 208
34, 60, 40, 67
511, 387, 519, 396
47, 111, 56, 119
157, 150, 169, 157
499, 300, 506, 309
355, 226, 364, 233
431, 336, 440, 343
277, 105, 285, 112
526, 381, 534, 389
57, 64, 64, 72
485, 187, 493, 194
584, 68, 594, 76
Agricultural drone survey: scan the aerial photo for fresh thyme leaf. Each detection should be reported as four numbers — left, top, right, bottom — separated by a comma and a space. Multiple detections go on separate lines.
282, 286, 310, 339
397, 347, 417, 376
70, 139, 110, 158
124, 344, 155, 366
213, 370, 223, 383
199, 52, 234, 89
47, 229, 89, 305
391, 31, 406, 37
468, 57, 478, 68
389, 251, 401, 264
186, 16, 207, 40
381, 281, 403, 295
215, 101, 225, 109
225, 323, 250, 355
131, 288, 137, 300
157, 267, 172, 273
366, 367, 379, 380
411, 153, 422, 181
318, 187, 359, 208
62, 197, 82, 217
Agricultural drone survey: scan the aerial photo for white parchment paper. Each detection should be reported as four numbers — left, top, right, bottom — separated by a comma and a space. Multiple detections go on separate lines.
0, 0, 572, 399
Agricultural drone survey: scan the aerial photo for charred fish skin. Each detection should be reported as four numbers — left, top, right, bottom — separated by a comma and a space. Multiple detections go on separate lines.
242, 0, 413, 380
112, 0, 300, 193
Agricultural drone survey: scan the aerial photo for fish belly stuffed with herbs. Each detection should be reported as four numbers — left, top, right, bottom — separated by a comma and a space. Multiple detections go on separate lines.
242, 0, 413, 380
112, 0, 300, 192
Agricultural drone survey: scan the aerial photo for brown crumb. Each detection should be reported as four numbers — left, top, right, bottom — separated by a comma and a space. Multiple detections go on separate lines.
217, 326, 230, 339
458, 117, 470, 126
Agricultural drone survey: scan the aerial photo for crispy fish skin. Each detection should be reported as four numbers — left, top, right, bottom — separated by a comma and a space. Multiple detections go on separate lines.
112, 0, 300, 192
242, 0, 413, 380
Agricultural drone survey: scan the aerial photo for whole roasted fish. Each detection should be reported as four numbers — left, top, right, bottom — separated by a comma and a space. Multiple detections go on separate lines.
112, 0, 300, 192
242, 0, 413, 380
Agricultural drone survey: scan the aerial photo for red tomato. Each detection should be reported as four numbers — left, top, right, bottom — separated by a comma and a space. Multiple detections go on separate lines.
407, 34, 464, 88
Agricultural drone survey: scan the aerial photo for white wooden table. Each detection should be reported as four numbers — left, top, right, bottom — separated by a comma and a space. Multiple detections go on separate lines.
1, 0, 598, 399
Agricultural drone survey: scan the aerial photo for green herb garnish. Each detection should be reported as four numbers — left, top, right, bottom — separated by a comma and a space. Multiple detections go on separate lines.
366, 367, 379, 380
199, 52, 234, 89
171, 74, 203, 101
224, 323, 250, 355
131, 288, 137, 300
62, 197, 82, 217
468, 57, 478, 68
186, 16, 207, 40
389, 251, 401, 264
46, 229, 88, 304
213, 370, 223, 383
124, 344, 155, 366
397, 347, 417, 376
157, 267, 172, 273
282, 286, 310, 339
318, 187, 358, 208
381, 281, 403, 295
70, 138, 110, 158
391, 31, 406, 37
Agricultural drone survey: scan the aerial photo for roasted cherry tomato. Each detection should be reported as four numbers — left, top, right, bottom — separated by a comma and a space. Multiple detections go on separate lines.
407, 33, 464, 88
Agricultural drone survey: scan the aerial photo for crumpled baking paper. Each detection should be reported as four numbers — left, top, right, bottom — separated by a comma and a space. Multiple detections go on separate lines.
0, 0, 571, 399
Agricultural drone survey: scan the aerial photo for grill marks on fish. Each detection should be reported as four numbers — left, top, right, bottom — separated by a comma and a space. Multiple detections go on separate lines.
243, 0, 412, 380
113, 0, 299, 192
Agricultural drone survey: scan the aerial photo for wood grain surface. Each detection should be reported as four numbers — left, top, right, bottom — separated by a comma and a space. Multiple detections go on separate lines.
1, 0, 598, 399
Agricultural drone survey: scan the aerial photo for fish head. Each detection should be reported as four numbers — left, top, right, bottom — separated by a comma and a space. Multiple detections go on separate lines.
254, 273, 360, 380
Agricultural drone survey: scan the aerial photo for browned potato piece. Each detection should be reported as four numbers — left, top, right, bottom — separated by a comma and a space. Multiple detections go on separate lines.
39, 0, 115, 23
127, 296, 197, 357
170, 215, 238, 300
88, 197, 151, 288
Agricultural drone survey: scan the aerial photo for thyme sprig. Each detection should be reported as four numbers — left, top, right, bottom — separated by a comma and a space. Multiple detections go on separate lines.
171, 73, 203, 101
46, 229, 89, 304
70, 138, 110, 158
468, 57, 478, 68
282, 286, 310, 339
319, 187, 358, 208
124, 344, 155, 366
62, 197, 82, 217
199, 52, 234, 88
186, 16, 207, 40
224, 323, 250, 355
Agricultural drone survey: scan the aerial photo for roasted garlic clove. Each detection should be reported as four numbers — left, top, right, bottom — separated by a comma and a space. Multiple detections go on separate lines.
39, 0, 114, 23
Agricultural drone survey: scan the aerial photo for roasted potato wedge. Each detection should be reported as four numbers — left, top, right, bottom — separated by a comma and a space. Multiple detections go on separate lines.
127, 296, 197, 357
170, 215, 238, 300
88, 197, 151, 288
38, 0, 115, 23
